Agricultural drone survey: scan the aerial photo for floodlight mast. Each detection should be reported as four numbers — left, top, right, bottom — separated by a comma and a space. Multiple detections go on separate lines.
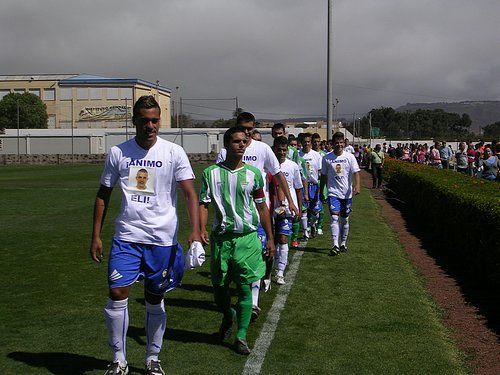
327, 0, 334, 141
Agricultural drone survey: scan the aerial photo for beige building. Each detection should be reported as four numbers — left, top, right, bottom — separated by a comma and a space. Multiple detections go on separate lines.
0, 74, 171, 129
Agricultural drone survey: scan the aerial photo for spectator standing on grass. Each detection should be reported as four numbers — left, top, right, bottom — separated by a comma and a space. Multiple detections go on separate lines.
467, 142, 476, 176
90, 95, 201, 375
387, 144, 396, 158
395, 143, 403, 159
200, 126, 275, 355
478, 146, 500, 181
320, 132, 361, 256
430, 142, 442, 168
440, 141, 453, 169
416, 145, 426, 164
455, 142, 468, 174
369, 144, 384, 189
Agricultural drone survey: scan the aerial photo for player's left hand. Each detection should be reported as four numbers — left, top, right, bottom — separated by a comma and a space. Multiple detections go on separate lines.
266, 241, 276, 258
354, 185, 361, 195
289, 202, 299, 219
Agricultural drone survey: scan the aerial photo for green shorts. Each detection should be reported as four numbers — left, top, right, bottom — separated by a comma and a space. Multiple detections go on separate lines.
210, 231, 266, 286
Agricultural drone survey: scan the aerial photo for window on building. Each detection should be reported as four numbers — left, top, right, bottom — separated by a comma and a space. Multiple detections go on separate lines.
29, 89, 40, 97
44, 88, 55, 101
107, 87, 119, 100
0, 90, 9, 99
90, 88, 102, 100
77, 88, 89, 100
121, 88, 133, 100
48, 115, 56, 129
60, 88, 72, 101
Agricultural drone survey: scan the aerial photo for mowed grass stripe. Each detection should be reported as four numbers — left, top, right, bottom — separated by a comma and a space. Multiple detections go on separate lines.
259, 190, 466, 375
0, 165, 465, 374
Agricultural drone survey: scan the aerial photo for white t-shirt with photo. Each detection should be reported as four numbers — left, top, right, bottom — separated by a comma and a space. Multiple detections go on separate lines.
275, 159, 303, 210
321, 151, 360, 199
100, 137, 195, 246
299, 149, 323, 185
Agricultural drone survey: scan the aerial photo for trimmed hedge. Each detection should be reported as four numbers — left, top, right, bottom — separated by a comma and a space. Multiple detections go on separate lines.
384, 159, 500, 286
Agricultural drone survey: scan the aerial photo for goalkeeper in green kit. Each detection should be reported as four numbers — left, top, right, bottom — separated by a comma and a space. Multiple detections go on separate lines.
199, 126, 275, 355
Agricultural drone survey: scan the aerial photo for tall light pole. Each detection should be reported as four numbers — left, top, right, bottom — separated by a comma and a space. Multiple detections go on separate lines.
175, 86, 180, 129
125, 97, 128, 141
326, 0, 334, 140
17, 99, 20, 162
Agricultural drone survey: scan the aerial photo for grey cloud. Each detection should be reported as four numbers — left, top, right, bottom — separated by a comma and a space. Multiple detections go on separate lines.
1, 0, 499, 120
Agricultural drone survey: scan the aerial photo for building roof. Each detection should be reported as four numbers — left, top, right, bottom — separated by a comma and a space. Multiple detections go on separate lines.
0, 73, 171, 94
0, 74, 77, 81
59, 74, 171, 94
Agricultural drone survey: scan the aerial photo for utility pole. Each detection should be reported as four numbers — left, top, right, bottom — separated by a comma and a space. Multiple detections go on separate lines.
180, 96, 184, 148
406, 110, 409, 140
369, 112, 372, 147
326, 0, 334, 140
71, 97, 74, 163
125, 97, 128, 141
175, 86, 180, 129
17, 99, 20, 162
352, 112, 355, 142
235, 96, 239, 117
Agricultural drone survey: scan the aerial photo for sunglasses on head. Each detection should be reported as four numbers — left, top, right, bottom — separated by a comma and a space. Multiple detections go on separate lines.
136, 117, 160, 125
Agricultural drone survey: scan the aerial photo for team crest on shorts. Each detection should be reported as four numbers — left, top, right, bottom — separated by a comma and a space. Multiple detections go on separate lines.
162, 268, 169, 278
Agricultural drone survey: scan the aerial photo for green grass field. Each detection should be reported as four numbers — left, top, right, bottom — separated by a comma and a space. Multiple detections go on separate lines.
0, 164, 467, 374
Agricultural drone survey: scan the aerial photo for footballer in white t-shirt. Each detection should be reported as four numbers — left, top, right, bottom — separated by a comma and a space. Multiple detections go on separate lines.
320, 132, 361, 256
272, 136, 303, 285
298, 133, 323, 237
90, 96, 201, 374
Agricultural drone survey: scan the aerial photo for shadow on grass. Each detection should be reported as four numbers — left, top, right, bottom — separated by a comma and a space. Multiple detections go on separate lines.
6, 352, 145, 375
179, 283, 214, 294
296, 246, 330, 255
128, 325, 222, 347
197, 271, 211, 279
384, 189, 500, 336
136, 297, 218, 311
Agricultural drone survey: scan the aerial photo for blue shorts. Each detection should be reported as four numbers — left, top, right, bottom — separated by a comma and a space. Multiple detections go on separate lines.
328, 196, 352, 217
307, 183, 323, 213
107, 238, 184, 295
275, 216, 293, 236
257, 224, 267, 253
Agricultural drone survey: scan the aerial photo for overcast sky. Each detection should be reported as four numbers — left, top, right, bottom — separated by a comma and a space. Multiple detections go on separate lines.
2, 0, 500, 120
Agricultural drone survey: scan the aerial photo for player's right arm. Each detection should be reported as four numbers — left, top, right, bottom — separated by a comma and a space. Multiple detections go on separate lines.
199, 203, 210, 245
90, 185, 113, 263
198, 168, 212, 245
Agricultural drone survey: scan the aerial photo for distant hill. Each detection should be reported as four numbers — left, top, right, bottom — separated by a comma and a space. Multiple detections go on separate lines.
396, 101, 500, 132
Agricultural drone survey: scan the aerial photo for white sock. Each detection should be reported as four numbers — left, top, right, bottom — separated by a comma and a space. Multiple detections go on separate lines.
276, 243, 288, 276
340, 216, 350, 246
104, 298, 129, 366
145, 300, 166, 365
251, 281, 260, 307
301, 213, 308, 232
330, 215, 340, 247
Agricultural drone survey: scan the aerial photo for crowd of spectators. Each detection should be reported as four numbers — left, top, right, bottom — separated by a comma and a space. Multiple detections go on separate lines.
337, 139, 500, 185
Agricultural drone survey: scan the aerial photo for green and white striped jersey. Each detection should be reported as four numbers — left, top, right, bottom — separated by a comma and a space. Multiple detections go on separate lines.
200, 163, 265, 235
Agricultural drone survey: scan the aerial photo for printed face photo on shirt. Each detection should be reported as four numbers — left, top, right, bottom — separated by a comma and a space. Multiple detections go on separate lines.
335, 163, 345, 176
128, 166, 156, 194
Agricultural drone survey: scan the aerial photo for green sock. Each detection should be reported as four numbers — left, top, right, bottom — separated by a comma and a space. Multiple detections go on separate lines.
291, 218, 300, 241
235, 283, 253, 340
213, 284, 233, 323
318, 207, 324, 230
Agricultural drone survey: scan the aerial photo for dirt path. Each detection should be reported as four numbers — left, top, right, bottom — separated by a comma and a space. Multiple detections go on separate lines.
361, 170, 500, 375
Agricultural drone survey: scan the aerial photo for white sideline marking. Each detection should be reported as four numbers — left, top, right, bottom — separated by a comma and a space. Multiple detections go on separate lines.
243, 242, 306, 375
